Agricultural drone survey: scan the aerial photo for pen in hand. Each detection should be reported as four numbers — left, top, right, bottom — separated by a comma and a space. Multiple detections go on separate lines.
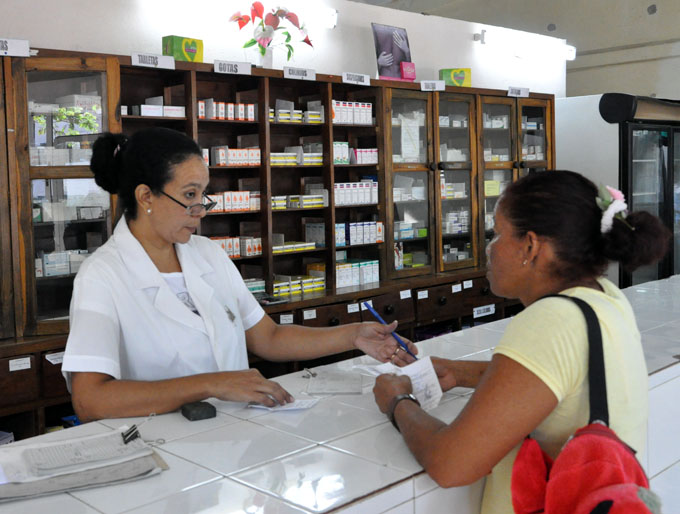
362, 301, 418, 360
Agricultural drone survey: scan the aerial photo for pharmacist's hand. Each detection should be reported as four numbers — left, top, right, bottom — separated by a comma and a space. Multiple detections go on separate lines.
377, 51, 394, 67
354, 321, 417, 366
211, 369, 294, 407
431, 357, 458, 391
392, 31, 408, 52
373, 373, 413, 414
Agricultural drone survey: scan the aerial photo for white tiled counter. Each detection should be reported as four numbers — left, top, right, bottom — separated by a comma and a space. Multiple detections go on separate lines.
2, 278, 679, 513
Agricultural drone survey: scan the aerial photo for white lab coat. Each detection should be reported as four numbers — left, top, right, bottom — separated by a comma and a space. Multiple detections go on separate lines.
62, 217, 264, 388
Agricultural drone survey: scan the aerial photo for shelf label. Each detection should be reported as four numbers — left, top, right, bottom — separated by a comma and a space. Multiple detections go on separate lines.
45, 352, 65, 365
342, 72, 370, 86
131, 52, 175, 70
452, 284, 462, 293
283, 66, 316, 81
347, 303, 360, 313
280, 314, 294, 324
303, 309, 317, 320
0, 38, 30, 57
473, 304, 495, 318
420, 80, 445, 92
508, 86, 529, 98
360, 300, 373, 310
463, 280, 473, 289
214, 60, 252, 75
400, 289, 412, 300
417, 290, 429, 300
9, 357, 31, 372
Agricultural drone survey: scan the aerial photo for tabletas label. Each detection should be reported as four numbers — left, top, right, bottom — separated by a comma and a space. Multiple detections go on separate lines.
131, 53, 175, 70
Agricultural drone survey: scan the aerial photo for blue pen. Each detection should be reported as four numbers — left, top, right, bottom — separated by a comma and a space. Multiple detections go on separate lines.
362, 301, 418, 360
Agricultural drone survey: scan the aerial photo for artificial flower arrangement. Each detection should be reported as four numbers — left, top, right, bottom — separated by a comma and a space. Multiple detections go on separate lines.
230, 2, 313, 61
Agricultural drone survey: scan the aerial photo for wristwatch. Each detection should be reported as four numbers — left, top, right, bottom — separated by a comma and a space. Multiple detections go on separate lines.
387, 393, 420, 432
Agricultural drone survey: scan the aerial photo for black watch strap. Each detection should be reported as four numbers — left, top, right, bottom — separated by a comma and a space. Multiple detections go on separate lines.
388, 393, 420, 432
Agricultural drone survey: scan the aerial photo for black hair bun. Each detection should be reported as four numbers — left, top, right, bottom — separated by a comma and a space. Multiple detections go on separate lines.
602, 211, 671, 271
90, 133, 128, 194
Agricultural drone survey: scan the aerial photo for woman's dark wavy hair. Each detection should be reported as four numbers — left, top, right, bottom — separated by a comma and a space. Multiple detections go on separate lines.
90, 127, 202, 219
499, 170, 671, 283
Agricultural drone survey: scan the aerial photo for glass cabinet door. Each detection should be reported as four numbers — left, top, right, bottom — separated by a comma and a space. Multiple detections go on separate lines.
33, 179, 111, 321
674, 131, 680, 276
629, 129, 666, 285
390, 96, 428, 166
517, 98, 550, 173
392, 171, 431, 272
10, 57, 119, 336
436, 94, 476, 271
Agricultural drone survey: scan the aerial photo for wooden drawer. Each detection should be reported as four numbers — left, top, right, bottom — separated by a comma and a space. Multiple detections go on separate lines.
41, 351, 69, 399
360, 291, 415, 325
0, 355, 39, 407
300, 302, 362, 328
415, 283, 466, 324
461, 277, 503, 316
275, 311, 298, 326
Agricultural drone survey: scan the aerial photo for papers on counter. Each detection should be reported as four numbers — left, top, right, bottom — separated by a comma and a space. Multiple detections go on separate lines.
353, 356, 443, 411
248, 397, 320, 411
0, 427, 166, 501
307, 371, 363, 395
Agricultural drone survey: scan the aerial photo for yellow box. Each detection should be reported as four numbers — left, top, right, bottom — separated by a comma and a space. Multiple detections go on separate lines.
439, 68, 471, 87
162, 35, 204, 63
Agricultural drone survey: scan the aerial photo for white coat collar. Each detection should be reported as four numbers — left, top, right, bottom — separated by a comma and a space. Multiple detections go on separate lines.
111, 217, 216, 334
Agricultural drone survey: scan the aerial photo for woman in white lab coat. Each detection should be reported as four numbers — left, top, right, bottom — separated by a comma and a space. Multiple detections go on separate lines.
63, 127, 416, 422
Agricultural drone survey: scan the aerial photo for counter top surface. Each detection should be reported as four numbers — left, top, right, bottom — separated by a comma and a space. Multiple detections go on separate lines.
1, 278, 679, 513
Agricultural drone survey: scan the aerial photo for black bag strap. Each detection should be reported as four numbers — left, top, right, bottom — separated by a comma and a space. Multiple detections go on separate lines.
542, 294, 609, 426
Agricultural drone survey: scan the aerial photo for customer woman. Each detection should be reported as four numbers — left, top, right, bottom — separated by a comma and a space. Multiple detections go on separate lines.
63, 127, 416, 422
373, 170, 670, 513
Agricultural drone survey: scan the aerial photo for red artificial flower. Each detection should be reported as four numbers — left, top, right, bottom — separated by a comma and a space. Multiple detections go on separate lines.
284, 12, 300, 28
250, 1, 264, 20
230, 12, 251, 30
302, 35, 313, 47
264, 12, 280, 29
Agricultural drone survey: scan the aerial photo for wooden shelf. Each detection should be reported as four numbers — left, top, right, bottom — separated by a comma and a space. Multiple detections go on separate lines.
122, 115, 187, 121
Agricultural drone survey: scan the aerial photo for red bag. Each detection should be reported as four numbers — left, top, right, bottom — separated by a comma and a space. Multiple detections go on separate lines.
511, 295, 660, 514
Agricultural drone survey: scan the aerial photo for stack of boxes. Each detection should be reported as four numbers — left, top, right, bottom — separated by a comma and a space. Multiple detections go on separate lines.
210, 236, 262, 259
209, 146, 261, 167
271, 193, 326, 210
335, 259, 379, 288
443, 242, 472, 263
331, 100, 373, 125
36, 250, 89, 278
269, 99, 324, 124
394, 221, 428, 240
271, 233, 317, 254
442, 209, 470, 235
128, 96, 186, 117
198, 99, 255, 121
205, 191, 260, 213
440, 179, 467, 199
334, 181, 378, 206
332, 142, 379, 165
273, 274, 325, 297
244, 278, 266, 294
334, 221, 384, 247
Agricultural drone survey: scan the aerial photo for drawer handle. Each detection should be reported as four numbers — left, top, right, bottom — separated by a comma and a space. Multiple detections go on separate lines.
384, 304, 395, 315
328, 317, 340, 326
481, 286, 490, 295
438, 296, 447, 306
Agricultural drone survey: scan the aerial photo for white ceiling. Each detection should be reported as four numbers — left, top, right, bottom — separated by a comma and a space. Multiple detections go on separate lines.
348, 0, 680, 55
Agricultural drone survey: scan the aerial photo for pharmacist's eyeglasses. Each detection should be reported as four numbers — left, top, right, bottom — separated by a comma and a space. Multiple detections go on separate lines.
159, 190, 217, 216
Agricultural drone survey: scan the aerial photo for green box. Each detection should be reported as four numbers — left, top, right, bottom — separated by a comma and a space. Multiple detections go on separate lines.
439, 68, 471, 87
162, 35, 204, 63
417, 228, 428, 238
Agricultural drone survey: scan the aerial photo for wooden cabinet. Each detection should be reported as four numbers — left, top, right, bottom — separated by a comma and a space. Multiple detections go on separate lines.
0, 48, 553, 440
6, 56, 121, 337
477, 95, 554, 259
